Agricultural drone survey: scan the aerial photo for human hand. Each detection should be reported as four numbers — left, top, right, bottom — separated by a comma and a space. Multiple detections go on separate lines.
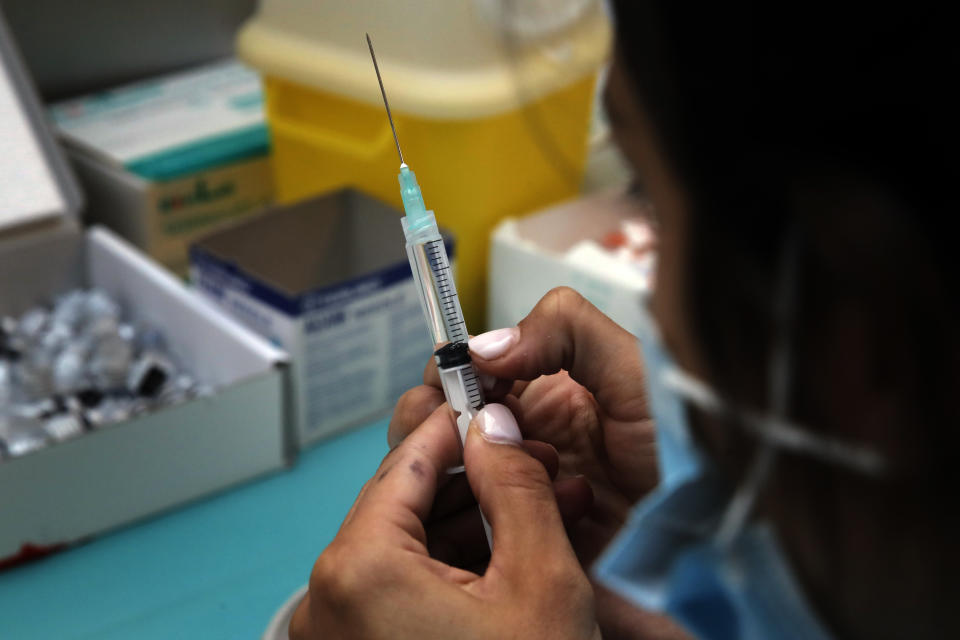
391, 287, 657, 568
390, 288, 684, 638
290, 401, 600, 640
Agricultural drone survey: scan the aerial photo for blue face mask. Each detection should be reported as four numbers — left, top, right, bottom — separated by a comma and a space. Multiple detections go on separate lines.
593, 242, 885, 640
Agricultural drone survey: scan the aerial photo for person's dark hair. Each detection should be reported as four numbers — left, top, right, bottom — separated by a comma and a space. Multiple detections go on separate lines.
611, 3, 958, 638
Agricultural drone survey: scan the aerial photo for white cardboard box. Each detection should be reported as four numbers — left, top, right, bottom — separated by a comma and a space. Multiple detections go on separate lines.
1, 18, 289, 561
47, 59, 273, 276
190, 190, 447, 448
488, 189, 654, 336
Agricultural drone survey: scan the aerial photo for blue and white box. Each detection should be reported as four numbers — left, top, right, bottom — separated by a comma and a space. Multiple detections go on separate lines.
190, 189, 451, 447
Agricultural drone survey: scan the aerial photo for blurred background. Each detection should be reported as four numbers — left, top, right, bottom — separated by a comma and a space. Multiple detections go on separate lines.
3, 0, 257, 101
1, 2, 650, 638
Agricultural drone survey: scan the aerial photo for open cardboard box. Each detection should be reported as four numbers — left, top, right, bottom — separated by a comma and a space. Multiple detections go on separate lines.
1, 15, 288, 562
191, 190, 446, 448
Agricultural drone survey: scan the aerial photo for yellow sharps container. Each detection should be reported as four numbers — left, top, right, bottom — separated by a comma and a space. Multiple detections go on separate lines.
237, 0, 611, 330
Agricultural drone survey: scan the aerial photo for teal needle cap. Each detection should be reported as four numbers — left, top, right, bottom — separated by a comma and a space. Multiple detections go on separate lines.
399, 164, 430, 229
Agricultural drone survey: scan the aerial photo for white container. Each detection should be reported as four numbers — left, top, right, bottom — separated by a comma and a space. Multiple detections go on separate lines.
190, 189, 445, 448
0, 16, 289, 562
488, 189, 655, 336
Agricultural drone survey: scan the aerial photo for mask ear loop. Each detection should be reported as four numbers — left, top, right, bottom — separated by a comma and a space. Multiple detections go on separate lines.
657, 226, 886, 540
714, 227, 802, 549
662, 369, 886, 472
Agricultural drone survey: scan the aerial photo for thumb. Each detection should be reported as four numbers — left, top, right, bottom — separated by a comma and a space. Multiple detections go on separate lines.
467, 287, 646, 422
463, 404, 575, 573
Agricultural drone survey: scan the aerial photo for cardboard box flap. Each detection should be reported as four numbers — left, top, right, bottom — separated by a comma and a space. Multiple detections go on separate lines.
0, 11, 82, 236
192, 190, 409, 297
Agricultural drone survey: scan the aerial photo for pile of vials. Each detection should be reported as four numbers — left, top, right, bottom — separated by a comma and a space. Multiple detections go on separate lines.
1, 289, 208, 461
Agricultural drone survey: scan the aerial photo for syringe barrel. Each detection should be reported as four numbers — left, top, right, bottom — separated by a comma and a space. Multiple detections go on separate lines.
434, 342, 484, 446
402, 213, 468, 347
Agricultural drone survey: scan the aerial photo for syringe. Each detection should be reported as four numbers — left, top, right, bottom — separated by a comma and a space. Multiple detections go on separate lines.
399, 162, 485, 448
367, 35, 492, 547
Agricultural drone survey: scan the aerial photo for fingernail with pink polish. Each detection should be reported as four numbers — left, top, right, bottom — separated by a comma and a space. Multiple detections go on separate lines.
469, 327, 519, 360
474, 404, 522, 444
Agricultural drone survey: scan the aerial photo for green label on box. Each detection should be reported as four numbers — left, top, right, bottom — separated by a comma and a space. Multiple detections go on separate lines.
147, 157, 274, 275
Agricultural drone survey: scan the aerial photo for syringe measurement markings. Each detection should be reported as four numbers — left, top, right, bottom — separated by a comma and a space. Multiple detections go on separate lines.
462, 370, 484, 408
421, 239, 466, 339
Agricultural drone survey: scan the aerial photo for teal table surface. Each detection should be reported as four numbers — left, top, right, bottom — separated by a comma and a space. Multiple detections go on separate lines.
0, 418, 389, 640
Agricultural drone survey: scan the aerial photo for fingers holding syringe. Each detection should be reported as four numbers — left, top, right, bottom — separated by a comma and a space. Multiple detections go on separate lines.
389, 385, 445, 449
426, 444, 593, 569
428, 477, 594, 572
421, 355, 517, 399
350, 404, 462, 542
468, 288, 647, 424
428, 439, 561, 521
389, 381, 526, 452
389, 352, 518, 450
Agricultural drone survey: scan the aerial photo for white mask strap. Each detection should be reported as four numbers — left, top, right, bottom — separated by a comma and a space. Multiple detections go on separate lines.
662, 367, 885, 474
716, 445, 776, 547
661, 227, 885, 539
717, 230, 800, 545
